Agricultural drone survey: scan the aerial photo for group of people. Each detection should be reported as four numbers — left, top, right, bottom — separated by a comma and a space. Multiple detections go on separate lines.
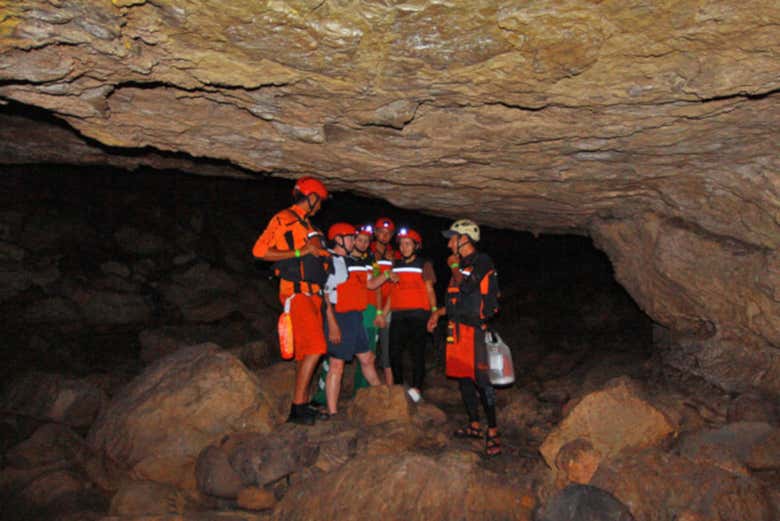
252, 176, 502, 456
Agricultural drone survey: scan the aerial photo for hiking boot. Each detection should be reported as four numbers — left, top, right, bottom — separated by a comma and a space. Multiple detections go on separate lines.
287, 403, 315, 426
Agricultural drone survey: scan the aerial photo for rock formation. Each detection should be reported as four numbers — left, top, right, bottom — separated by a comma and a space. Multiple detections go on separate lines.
0, 1, 778, 395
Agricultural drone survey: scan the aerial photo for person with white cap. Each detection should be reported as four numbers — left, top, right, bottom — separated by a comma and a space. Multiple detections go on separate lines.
428, 219, 502, 456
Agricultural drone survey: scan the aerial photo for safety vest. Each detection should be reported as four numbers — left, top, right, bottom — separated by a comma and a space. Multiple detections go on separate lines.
270, 209, 328, 290
370, 243, 397, 302
335, 256, 369, 313
390, 256, 429, 311
445, 253, 499, 327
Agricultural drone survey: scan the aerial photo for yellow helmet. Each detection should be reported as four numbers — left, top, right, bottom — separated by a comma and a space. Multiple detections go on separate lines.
442, 219, 480, 242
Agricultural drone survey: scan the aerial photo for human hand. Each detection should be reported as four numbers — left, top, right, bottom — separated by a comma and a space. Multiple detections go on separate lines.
328, 321, 342, 344
387, 271, 399, 283
426, 313, 439, 333
374, 315, 386, 328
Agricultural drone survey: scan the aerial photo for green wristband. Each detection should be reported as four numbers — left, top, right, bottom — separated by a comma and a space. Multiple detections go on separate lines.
294, 249, 301, 258
376, 309, 383, 316
431, 306, 438, 312
449, 262, 459, 269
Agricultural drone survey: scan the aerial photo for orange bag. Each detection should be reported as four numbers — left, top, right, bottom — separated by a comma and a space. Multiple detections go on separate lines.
277, 295, 295, 360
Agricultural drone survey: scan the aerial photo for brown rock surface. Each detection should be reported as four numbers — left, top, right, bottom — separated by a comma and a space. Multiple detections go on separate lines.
539, 377, 677, 468
0, 0, 777, 396
273, 451, 531, 521
0, 372, 108, 428
87, 344, 277, 489
347, 384, 411, 426
590, 448, 773, 521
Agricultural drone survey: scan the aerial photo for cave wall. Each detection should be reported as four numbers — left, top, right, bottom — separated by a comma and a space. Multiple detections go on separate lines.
0, 1, 778, 395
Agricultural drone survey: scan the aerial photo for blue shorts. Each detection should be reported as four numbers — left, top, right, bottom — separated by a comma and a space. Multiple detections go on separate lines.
325, 310, 370, 361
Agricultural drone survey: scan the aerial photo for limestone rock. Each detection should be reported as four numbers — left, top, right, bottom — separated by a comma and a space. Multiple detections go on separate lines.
727, 393, 778, 424
347, 385, 411, 426
554, 438, 603, 489
273, 451, 530, 521
538, 484, 635, 521
591, 448, 773, 521
87, 344, 277, 489
0, 372, 107, 428
0, 0, 778, 397
159, 262, 239, 322
109, 480, 195, 517
4, 423, 85, 469
236, 486, 277, 511
539, 377, 677, 468
679, 422, 780, 473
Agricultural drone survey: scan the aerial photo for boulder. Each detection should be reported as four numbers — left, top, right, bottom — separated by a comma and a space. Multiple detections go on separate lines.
109, 480, 197, 516
537, 484, 635, 521
727, 393, 778, 424
4, 423, 86, 469
0, 372, 107, 428
539, 377, 677, 468
554, 438, 603, 488
679, 422, 779, 473
273, 451, 531, 521
159, 262, 239, 322
88, 344, 277, 489
347, 385, 411, 426
591, 448, 773, 521
73, 289, 154, 325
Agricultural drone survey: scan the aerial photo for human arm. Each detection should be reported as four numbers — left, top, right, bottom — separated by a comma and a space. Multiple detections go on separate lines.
325, 299, 341, 344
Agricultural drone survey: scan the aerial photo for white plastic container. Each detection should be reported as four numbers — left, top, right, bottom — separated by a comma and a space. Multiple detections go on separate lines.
485, 330, 515, 386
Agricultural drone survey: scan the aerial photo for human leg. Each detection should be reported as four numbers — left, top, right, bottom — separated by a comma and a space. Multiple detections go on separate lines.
355, 351, 381, 386
294, 354, 320, 404
389, 314, 407, 385
354, 305, 378, 391
408, 315, 428, 391
325, 357, 345, 414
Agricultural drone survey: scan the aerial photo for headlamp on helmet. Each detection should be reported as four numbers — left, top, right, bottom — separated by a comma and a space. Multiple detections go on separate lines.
396, 227, 422, 248
374, 217, 395, 233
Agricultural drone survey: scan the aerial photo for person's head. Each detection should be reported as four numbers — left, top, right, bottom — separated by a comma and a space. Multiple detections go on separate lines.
354, 225, 373, 255
292, 177, 329, 216
373, 217, 395, 245
442, 219, 480, 256
396, 227, 422, 259
327, 222, 356, 254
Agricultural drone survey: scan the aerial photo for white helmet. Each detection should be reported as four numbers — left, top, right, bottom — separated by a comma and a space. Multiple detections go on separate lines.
442, 219, 480, 242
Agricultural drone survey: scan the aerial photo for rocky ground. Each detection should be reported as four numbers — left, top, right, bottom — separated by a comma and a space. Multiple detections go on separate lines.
1, 167, 777, 521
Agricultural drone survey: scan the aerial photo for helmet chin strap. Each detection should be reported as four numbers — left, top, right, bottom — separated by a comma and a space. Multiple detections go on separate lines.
304, 193, 320, 216
456, 235, 471, 254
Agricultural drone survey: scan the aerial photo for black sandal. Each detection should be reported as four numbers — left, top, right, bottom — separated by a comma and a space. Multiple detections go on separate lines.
485, 430, 502, 457
454, 423, 483, 439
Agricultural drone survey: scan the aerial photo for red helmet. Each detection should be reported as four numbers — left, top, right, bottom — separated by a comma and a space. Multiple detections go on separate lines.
374, 217, 395, 233
396, 227, 422, 247
293, 177, 329, 199
357, 224, 374, 237
327, 222, 357, 241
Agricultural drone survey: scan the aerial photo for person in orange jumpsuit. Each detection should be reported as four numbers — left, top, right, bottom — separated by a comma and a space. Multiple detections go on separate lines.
252, 177, 331, 425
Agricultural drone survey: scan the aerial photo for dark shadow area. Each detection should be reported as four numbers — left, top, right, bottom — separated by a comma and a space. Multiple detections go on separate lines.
0, 163, 653, 383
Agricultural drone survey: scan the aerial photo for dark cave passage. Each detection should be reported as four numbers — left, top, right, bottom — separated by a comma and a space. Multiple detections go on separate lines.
0, 163, 653, 383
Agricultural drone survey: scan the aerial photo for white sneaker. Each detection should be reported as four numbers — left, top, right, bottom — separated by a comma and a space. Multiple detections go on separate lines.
406, 387, 422, 403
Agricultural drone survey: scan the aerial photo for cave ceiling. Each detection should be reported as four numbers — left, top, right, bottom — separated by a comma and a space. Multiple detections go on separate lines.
0, 0, 778, 395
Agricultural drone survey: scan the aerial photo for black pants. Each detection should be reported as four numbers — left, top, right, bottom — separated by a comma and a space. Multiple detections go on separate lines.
389, 310, 428, 389
458, 329, 496, 428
